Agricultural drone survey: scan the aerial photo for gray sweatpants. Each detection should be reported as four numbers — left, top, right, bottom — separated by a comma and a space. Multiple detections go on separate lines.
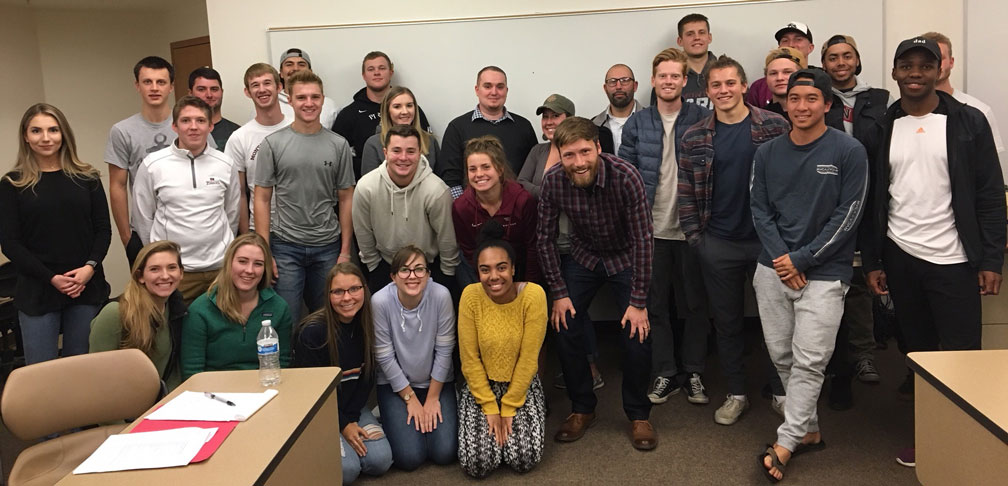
753, 264, 847, 452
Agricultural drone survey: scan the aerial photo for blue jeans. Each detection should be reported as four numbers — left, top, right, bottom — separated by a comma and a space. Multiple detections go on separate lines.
20, 304, 100, 365
376, 383, 458, 470
270, 236, 341, 324
556, 256, 652, 421
341, 407, 393, 485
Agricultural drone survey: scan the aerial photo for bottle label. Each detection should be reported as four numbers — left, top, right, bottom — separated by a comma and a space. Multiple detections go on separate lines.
258, 343, 279, 354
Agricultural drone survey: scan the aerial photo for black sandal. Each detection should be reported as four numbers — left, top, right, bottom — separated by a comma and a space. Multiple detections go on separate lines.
759, 444, 786, 483
792, 439, 826, 457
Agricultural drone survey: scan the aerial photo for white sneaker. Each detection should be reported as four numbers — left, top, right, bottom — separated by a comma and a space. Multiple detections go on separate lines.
714, 395, 749, 425
771, 395, 786, 418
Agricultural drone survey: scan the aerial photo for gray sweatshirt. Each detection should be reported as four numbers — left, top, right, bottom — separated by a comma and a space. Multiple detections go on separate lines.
372, 280, 456, 391
750, 127, 868, 283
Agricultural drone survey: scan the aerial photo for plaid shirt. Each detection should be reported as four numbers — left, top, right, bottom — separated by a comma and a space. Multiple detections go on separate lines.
471, 106, 515, 125
537, 153, 654, 308
677, 104, 790, 245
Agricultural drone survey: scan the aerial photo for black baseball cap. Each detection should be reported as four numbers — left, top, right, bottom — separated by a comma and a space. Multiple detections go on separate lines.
893, 37, 941, 63
787, 68, 832, 98
775, 21, 813, 43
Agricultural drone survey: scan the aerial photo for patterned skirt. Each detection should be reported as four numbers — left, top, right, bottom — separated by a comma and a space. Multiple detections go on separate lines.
457, 375, 546, 478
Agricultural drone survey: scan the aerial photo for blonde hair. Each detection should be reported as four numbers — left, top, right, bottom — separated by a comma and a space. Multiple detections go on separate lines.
652, 47, 690, 77
379, 86, 431, 155
7, 103, 100, 190
295, 263, 375, 373
119, 241, 182, 353
210, 233, 274, 324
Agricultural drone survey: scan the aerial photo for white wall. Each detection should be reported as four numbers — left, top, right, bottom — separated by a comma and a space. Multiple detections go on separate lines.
209, 0, 966, 125
0, 6, 46, 173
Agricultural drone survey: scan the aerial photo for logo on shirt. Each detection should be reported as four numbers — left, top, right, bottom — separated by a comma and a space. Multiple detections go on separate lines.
323, 160, 333, 167
205, 177, 223, 186
146, 133, 170, 154
816, 165, 839, 176
916, 127, 926, 134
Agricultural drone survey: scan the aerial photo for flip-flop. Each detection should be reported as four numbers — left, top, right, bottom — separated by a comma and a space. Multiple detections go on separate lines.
759, 444, 786, 483
793, 439, 826, 457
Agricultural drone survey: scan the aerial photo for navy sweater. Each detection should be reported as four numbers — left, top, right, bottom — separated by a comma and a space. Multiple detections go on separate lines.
750, 127, 868, 283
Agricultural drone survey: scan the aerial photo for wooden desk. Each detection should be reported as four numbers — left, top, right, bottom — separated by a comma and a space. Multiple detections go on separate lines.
57, 367, 341, 486
907, 351, 1008, 485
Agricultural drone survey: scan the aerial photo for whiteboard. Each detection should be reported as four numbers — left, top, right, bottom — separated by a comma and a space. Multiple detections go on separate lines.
268, 0, 884, 140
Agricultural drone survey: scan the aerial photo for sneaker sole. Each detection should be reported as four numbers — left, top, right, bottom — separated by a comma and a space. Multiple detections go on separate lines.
648, 388, 680, 404
858, 375, 881, 384
687, 395, 710, 405
714, 415, 740, 425
895, 458, 916, 468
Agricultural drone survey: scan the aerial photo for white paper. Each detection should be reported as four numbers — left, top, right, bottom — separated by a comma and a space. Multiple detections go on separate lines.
73, 427, 216, 474
144, 389, 279, 422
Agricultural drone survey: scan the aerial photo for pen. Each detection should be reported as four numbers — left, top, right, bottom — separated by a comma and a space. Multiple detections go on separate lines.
204, 392, 236, 407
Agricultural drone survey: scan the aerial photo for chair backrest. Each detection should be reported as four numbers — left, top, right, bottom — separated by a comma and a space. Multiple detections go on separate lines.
1, 349, 161, 440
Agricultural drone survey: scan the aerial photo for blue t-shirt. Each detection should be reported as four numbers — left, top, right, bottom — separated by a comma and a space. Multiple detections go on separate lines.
708, 114, 757, 240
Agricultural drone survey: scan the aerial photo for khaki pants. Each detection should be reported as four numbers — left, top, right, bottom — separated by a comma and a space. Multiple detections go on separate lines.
179, 269, 219, 306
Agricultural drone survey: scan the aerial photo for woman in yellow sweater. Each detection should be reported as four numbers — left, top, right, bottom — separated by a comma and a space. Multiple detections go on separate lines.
457, 221, 547, 478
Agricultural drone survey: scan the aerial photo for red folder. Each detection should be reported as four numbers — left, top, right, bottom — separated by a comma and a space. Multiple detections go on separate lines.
131, 419, 238, 462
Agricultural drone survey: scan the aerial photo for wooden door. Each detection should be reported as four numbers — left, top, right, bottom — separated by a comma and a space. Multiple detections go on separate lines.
170, 36, 212, 101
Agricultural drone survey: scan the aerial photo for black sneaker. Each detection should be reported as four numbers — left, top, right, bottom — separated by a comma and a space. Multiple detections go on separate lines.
686, 373, 710, 404
647, 376, 680, 404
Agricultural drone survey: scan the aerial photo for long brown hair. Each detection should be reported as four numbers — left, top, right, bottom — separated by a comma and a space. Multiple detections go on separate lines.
7, 103, 100, 190
296, 263, 375, 373
379, 86, 431, 155
119, 241, 182, 353
210, 233, 274, 323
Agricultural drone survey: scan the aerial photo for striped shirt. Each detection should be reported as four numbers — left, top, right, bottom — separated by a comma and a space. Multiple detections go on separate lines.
537, 153, 654, 308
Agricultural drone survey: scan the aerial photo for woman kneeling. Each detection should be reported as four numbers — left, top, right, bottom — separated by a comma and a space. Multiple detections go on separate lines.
457, 221, 547, 478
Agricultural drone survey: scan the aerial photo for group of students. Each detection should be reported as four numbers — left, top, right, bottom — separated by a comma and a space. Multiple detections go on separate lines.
2, 10, 1005, 484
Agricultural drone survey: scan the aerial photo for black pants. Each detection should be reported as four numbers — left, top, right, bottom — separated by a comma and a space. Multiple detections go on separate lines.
126, 231, 144, 268
694, 234, 762, 396
883, 239, 981, 351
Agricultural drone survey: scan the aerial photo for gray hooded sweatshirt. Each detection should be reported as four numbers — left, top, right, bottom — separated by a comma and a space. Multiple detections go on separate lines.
352, 155, 460, 275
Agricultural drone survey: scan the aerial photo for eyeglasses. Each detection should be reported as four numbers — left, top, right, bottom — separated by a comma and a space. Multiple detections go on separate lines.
397, 266, 429, 278
605, 77, 635, 87
330, 285, 364, 297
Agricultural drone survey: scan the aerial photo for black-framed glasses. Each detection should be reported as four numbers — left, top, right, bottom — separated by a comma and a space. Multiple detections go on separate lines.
330, 285, 364, 297
397, 266, 429, 278
605, 77, 635, 87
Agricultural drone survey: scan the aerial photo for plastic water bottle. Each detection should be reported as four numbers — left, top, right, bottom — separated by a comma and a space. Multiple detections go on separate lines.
257, 319, 281, 386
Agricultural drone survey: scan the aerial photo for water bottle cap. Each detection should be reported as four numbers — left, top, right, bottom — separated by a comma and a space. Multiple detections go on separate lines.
261, 319, 272, 326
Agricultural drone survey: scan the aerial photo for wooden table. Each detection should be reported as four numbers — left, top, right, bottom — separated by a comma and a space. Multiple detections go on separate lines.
57, 367, 341, 486
907, 350, 1008, 485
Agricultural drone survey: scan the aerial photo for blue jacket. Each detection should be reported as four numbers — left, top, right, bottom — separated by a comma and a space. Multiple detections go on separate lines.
618, 100, 710, 207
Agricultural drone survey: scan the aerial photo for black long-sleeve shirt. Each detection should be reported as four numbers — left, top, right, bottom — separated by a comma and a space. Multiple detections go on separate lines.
0, 171, 111, 315
292, 315, 372, 429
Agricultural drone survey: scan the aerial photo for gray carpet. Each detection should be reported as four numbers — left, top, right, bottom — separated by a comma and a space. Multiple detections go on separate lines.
1, 322, 922, 485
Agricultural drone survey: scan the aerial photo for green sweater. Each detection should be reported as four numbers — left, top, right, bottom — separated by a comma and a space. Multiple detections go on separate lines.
88, 296, 184, 390
180, 287, 293, 381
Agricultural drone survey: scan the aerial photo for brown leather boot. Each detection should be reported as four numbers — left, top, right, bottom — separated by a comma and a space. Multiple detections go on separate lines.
554, 412, 596, 442
631, 420, 657, 450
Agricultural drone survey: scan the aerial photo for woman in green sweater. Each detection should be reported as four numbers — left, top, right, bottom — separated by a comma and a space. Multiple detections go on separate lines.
181, 233, 292, 380
457, 221, 547, 478
89, 240, 185, 389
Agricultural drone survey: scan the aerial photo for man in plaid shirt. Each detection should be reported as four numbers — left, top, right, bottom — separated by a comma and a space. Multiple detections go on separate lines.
537, 116, 657, 451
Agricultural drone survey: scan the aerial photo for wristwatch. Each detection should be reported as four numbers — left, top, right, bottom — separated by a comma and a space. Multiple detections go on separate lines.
401, 391, 414, 403
85, 260, 98, 268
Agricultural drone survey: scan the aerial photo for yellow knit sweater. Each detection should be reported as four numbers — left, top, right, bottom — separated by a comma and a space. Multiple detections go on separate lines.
458, 282, 547, 417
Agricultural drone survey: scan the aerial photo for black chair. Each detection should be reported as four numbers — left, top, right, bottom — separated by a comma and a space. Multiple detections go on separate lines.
0, 261, 24, 371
